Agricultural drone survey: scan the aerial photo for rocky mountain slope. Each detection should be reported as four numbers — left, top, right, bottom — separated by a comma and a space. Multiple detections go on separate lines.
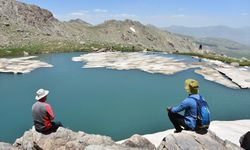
163, 26, 250, 59
157, 131, 241, 150
194, 37, 250, 59
0, 127, 242, 150
0, 0, 198, 57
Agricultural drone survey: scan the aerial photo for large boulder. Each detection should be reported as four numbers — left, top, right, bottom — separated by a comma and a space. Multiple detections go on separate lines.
0, 142, 17, 150
157, 130, 243, 150
122, 134, 156, 150
12, 127, 152, 150
13, 127, 115, 150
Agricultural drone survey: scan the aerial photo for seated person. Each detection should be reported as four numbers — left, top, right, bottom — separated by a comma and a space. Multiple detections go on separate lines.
167, 79, 209, 133
32, 89, 63, 134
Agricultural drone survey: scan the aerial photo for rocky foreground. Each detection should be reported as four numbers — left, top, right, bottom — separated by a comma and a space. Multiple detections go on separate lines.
1, 120, 249, 150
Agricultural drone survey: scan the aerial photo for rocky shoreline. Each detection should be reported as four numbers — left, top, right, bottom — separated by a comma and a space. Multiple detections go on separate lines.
0, 56, 53, 74
73, 52, 250, 89
1, 52, 250, 89
1, 120, 248, 150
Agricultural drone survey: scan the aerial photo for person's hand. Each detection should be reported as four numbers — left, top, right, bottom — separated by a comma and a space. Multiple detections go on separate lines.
166, 106, 172, 112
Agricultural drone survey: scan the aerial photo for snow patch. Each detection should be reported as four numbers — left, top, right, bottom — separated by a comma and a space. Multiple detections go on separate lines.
129, 27, 136, 33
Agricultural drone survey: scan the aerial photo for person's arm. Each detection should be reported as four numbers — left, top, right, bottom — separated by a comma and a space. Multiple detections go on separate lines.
45, 104, 55, 120
170, 99, 189, 113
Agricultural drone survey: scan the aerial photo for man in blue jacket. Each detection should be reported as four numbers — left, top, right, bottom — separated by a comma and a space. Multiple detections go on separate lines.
167, 79, 201, 133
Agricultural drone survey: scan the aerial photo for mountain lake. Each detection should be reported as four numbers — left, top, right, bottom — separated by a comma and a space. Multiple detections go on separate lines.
0, 52, 250, 143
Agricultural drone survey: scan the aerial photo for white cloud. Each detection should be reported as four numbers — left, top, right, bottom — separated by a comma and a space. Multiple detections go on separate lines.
112, 13, 136, 18
241, 12, 249, 16
93, 9, 108, 13
170, 14, 186, 18
69, 10, 89, 16
177, 8, 184, 11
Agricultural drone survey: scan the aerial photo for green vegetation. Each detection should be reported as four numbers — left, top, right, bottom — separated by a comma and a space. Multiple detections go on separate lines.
1, 42, 249, 66
174, 52, 250, 66
0, 41, 142, 57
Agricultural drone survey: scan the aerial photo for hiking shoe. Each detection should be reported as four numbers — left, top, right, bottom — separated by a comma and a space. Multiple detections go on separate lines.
174, 129, 182, 133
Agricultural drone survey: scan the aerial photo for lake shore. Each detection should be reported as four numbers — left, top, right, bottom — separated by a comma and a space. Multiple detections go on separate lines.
73, 52, 250, 89
1, 120, 248, 149
1, 52, 250, 88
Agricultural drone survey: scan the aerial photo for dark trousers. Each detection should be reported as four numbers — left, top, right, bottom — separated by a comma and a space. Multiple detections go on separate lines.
36, 121, 63, 134
240, 131, 250, 150
168, 111, 190, 131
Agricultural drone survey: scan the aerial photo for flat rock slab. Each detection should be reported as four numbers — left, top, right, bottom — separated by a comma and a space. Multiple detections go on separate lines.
215, 67, 250, 89
0, 56, 53, 74
72, 52, 196, 75
195, 67, 239, 89
157, 130, 242, 150
209, 120, 250, 146
73, 52, 250, 89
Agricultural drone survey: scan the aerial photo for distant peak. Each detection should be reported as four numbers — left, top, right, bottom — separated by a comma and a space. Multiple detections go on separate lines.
68, 19, 92, 26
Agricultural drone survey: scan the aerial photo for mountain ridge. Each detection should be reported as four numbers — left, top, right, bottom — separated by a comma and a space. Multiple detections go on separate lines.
0, 0, 198, 57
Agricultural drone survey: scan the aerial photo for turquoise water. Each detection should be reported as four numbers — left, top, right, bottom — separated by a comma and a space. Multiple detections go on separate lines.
0, 52, 250, 143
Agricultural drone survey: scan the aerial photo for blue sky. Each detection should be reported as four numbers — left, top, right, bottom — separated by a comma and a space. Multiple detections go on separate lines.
18, 0, 250, 27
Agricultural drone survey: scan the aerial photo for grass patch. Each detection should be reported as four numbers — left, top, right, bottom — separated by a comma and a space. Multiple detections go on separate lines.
1, 42, 249, 66
174, 52, 250, 66
0, 41, 142, 58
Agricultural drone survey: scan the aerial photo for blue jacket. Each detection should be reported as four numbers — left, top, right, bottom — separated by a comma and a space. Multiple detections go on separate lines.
171, 94, 203, 130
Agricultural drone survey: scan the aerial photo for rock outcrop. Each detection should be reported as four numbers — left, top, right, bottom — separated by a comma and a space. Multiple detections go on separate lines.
11, 127, 154, 150
0, 56, 53, 74
0, 142, 17, 150
73, 52, 250, 89
121, 134, 156, 150
0, 125, 244, 150
157, 130, 242, 150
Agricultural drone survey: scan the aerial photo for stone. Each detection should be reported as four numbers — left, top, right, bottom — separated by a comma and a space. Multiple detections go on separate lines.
157, 130, 242, 150
3, 120, 250, 150
0, 142, 16, 150
16, 29, 24, 32
23, 51, 29, 56
12, 127, 154, 150
3, 22, 10, 26
215, 67, 250, 88
230, 62, 240, 67
240, 57, 248, 62
195, 67, 239, 89
91, 47, 99, 51
80, 41, 85, 45
0, 56, 53, 74
122, 134, 155, 150
85, 144, 141, 150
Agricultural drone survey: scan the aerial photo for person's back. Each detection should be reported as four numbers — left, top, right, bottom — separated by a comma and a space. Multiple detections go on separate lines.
32, 89, 62, 134
167, 79, 209, 132
171, 94, 202, 129
32, 100, 53, 132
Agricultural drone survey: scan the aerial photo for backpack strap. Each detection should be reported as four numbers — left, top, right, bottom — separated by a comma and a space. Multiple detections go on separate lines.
188, 95, 202, 119
188, 95, 202, 102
